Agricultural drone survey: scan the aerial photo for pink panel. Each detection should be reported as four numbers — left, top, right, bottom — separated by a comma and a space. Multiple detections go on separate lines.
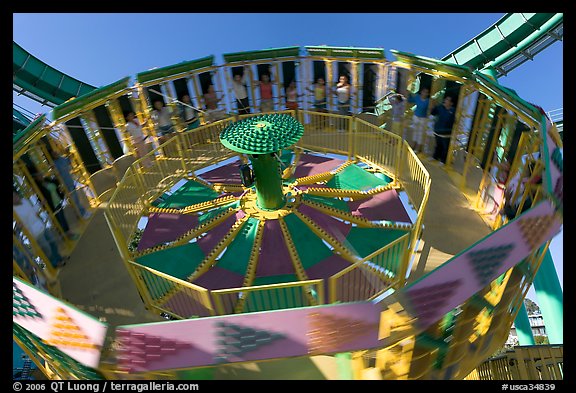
293, 154, 345, 178
193, 267, 245, 290
13, 277, 107, 368
297, 203, 351, 241
348, 189, 412, 223
115, 302, 379, 371
402, 199, 562, 330
138, 213, 199, 251
162, 291, 213, 318
256, 220, 295, 276
198, 160, 242, 184
196, 215, 237, 255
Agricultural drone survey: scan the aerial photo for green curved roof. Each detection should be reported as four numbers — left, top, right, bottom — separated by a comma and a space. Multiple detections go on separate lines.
442, 13, 563, 75
13, 42, 96, 107
51, 77, 131, 121
222, 46, 301, 63
13, 114, 46, 155
305, 46, 385, 60
136, 56, 215, 84
390, 50, 473, 78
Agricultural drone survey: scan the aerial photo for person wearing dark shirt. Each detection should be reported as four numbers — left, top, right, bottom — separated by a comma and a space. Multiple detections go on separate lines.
431, 96, 456, 164
32, 172, 78, 240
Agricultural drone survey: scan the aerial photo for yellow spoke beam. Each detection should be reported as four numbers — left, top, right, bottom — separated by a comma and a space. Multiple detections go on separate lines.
187, 216, 250, 282
293, 210, 360, 264
234, 220, 266, 313
278, 217, 317, 305
301, 198, 413, 230
132, 207, 238, 258
211, 183, 246, 193
304, 184, 394, 199
147, 195, 237, 215
282, 148, 302, 179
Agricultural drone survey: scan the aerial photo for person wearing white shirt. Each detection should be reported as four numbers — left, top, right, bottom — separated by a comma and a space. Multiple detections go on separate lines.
232, 71, 250, 114
13, 188, 65, 268
151, 100, 175, 138
124, 111, 152, 162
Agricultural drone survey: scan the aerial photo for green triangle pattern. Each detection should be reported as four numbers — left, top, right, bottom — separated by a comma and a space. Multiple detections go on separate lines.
213, 321, 285, 363
13, 282, 43, 319
467, 244, 514, 287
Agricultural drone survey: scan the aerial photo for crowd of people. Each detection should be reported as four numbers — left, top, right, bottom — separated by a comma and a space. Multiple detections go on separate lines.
386, 87, 456, 165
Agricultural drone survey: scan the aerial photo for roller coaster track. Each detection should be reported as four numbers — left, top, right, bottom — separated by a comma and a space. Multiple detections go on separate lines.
441, 13, 563, 77
13, 41, 96, 108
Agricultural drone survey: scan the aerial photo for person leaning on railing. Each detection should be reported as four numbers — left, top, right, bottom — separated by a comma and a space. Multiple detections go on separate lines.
46, 145, 90, 220
306, 77, 327, 112
202, 84, 226, 122
388, 93, 406, 138
31, 171, 79, 241
178, 94, 200, 130
151, 100, 175, 142
254, 73, 274, 113
13, 186, 68, 268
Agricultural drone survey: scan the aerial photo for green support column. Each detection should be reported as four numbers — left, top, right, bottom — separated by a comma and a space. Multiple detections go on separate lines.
335, 352, 353, 380
250, 153, 285, 210
514, 301, 535, 345
220, 114, 304, 211
533, 249, 563, 344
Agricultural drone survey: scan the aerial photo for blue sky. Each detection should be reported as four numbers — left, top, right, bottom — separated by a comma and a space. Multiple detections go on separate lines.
13, 13, 563, 301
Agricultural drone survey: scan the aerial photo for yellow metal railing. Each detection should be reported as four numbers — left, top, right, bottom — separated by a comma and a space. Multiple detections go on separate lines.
105, 111, 431, 318
354, 117, 402, 181
297, 111, 353, 158
212, 279, 324, 315
329, 233, 410, 303
129, 261, 215, 319
465, 345, 563, 380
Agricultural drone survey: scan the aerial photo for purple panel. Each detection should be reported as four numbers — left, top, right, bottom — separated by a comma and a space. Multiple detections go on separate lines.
297, 203, 352, 242
163, 291, 212, 318
116, 301, 380, 371
348, 189, 412, 223
256, 220, 295, 276
295, 184, 328, 192
305, 254, 351, 301
193, 267, 245, 290
196, 215, 237, 255
138, 213, 199, 251
402, 200, 562, 331
198, 160, 242, 184
293, 154, 345, 178
305, 255, 350, 280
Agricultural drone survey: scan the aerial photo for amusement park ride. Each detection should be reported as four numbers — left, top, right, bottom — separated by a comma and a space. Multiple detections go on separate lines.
13, 13, 563, 380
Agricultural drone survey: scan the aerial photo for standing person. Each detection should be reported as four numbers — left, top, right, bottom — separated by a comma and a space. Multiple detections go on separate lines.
32, 172, 78, 240
407, 87, 431, 153
255, 74, 274, 112
334, 75, 351, 115
178, 94, 200, 130
203, 84, 226, 122
285, 80, 300, 110
13, 188, 66, 268
431, 96, 456, 165
232, 70, 250, 115
388, 93, 406, 137
47, 146, 89, 219
151, 100, 175, 140
124, 111, 152, 163
307, 77, 327, 112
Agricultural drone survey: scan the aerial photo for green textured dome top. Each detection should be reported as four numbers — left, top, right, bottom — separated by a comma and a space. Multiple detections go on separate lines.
219, 114, 304, 154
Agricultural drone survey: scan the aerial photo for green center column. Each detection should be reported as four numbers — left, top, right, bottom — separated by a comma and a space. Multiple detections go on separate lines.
250, 153, 285, 210
219, 114, 304, 211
